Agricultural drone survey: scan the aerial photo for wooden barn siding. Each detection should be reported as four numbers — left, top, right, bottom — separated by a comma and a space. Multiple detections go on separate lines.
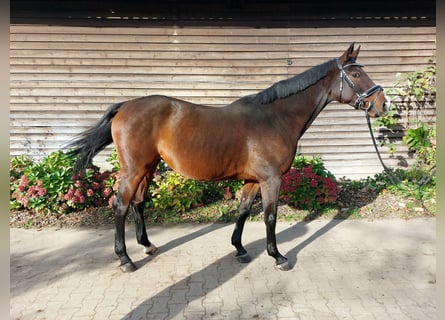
10, 25, 436, 179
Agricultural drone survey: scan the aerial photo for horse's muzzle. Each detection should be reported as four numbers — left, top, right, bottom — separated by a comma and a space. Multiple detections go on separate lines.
359, 86, 390, 117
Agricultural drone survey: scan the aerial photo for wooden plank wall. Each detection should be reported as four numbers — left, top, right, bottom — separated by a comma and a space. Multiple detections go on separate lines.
10, 25, 436, 179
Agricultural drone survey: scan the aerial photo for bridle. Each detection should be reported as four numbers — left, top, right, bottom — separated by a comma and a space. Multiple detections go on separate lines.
336, 58, 384, 115
335, 58, 403, 183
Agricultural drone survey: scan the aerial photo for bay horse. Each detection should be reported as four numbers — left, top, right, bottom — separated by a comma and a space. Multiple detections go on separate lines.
68, 43, 389, 272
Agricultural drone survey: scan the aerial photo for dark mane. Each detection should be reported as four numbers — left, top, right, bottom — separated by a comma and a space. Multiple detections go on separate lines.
249, 59, 334, 104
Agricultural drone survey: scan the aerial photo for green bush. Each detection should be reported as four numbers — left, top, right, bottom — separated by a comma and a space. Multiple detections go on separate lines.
200, 180, 244, 201
147, 171, 244, 213
279, 155, 341, 211
10, 151, 117, 214
149, 171, 205, 212
404, 123, 436, 168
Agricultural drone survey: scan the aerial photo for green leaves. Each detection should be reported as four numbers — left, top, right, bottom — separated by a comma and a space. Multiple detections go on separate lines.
403, 125, 431, 150
372, 107, 399, 129
403, 124, 436, 168
150, 172, 204, 212
372, 56, 435, 131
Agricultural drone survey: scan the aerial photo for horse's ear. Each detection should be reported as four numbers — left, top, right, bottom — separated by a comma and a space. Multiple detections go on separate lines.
351, 45, 361, 61
339, 42, 357, 64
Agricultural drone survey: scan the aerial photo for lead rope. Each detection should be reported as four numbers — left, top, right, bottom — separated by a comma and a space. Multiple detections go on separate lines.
366, 113, 436, 187
365, 113, 397, 184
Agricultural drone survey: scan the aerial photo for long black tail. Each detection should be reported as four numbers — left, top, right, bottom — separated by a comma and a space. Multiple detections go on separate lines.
66, 101, 125, 176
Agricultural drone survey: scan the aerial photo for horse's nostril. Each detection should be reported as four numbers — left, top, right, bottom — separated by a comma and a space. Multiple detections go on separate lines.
385, 96, 391, 110
383, 98, 391, 115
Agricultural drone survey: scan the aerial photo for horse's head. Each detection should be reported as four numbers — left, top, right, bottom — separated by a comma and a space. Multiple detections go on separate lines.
334, 43, 390, 117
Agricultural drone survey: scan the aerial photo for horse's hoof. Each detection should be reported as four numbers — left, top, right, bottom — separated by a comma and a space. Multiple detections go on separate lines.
120, 261, 137, 273
144, 244, 159, 255
276, 260, 290, 271
236, 253, 251, 263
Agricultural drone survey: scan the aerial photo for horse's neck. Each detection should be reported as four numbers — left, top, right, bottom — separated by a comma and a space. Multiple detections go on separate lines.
301, 95, 331, 135
276, 82, 333, 139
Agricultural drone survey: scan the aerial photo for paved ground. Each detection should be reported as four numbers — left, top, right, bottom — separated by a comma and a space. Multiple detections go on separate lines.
11, 218, 436, 320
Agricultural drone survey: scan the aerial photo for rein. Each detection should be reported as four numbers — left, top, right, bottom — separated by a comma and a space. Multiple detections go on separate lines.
365, 113, 397, 184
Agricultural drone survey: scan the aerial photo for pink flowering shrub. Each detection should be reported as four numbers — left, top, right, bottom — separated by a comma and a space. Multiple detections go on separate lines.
10, 151, 118, 214
11, 150, 340, 216
280, 156, 341, 211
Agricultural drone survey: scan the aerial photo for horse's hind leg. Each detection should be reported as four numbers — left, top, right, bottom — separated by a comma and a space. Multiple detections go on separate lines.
231, 182, 260, 263
114, 162, 159, 272
132, 202, 159, 255
113, 176, 140, 272
131, 171, 159, 255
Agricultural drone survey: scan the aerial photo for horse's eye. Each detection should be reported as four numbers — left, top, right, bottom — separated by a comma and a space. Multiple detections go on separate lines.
352, 72, 361, 78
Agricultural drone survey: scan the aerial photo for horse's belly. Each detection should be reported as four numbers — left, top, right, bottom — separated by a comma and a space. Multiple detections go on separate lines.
160, 153, 237, 181
158, 141, 249, 181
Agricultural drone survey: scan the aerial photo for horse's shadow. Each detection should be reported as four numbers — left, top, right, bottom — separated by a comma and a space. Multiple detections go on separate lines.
123, 200, 371, 319
129, 222, 230, 270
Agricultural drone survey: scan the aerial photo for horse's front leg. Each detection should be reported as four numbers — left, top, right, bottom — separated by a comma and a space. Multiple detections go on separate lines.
231, 182, 260, 263
260, 177, 289, 270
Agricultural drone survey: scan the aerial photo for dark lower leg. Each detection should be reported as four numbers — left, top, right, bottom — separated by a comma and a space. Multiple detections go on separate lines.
113, 195, 136, 272
132, 201, 158, 255
231, 183, 259, 261
261, 177, 288, 268
264, 206, 288, 266
231, 209, 250, 258
132, 202, 150, 247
